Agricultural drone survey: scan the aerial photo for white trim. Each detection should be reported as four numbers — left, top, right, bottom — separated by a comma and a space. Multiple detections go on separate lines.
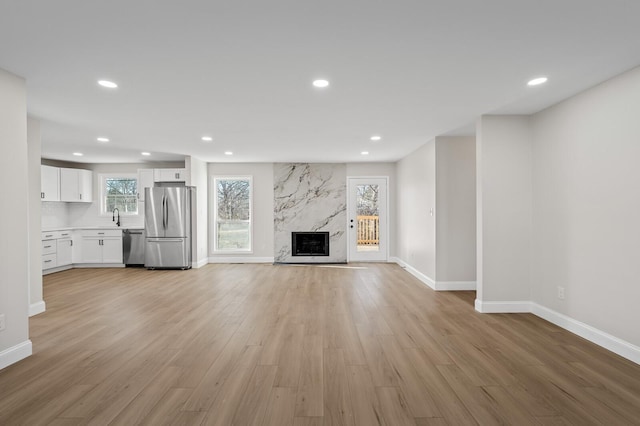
208, 256, 274, 264
73, 263, 125, 268
435, 281, 477, 291
474, 299, 531, 313
391, 257, 436, 290
29, 301, 46, 317
0, 340, 32, 370
471, 299, 640, 365
192, 258, 209, 269
531, 303, 640, 365
42, 265, 72, 275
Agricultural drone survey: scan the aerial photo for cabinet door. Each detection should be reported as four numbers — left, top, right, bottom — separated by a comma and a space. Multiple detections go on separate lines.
102, 237, 123, 263
60, 168, 80, 201
41, 165, 60, 201
137, 169, 154, 202
78, 169, 93, 202
57, 238, 73, 266
82, 238, 103, 263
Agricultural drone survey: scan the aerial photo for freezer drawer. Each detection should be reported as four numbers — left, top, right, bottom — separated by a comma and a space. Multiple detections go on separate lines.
144, 238, 190, 269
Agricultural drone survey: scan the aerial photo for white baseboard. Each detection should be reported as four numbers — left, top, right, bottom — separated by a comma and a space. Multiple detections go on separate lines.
473, 299, 640, 365
531, 303, 640, 365
391, 257, 436, 290
42, 265, 72, 275
0, 340, 32, 371
436, 281, 477, 291
474, 299, 531, 313
29, 301, 46, 317
192, 258, 209, 269
208, 256, 275, 264
73, 263, 125, 268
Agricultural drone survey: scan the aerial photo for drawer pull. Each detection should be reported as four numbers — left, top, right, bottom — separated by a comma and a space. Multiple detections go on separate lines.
44, 260, 52, 263
98, 232, 105, 235
44, 245, 52, 249
45, 234, 53, 238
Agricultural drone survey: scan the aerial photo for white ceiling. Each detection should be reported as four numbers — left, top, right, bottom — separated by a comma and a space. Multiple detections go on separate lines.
2, 0, 640, 164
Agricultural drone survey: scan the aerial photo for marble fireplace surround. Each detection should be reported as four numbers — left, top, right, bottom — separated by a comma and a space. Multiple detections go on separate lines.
274, 163, 347, 263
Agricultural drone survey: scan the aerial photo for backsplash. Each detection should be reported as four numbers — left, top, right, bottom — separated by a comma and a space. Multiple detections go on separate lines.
41, 202, 70, 229
274, 163, 347, 263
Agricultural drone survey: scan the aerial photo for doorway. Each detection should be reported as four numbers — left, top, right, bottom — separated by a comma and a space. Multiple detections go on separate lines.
348, 177, 388, 262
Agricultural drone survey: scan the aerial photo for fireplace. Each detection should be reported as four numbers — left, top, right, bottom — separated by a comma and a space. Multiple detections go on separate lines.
291, 232, 330, 256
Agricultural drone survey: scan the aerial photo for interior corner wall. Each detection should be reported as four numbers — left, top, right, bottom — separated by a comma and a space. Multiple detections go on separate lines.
208, 163, 274, 260
27, 117, 44, 312
186, 156, 209, 266
530, 66, 640, 346
0, 68, 31, 368
476, 115, 532, 304
396, 141, 436, 280
434, 136, 476, 282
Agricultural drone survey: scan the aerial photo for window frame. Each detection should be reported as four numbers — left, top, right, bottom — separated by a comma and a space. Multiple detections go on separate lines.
212, 175, 253, 253
99, 173, 139, 216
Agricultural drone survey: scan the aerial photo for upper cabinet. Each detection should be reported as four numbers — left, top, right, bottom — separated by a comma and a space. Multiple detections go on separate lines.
137, 169, 154, 203
42, 165, 92, 202
41, 165, 60, 201
60, 168, 93, 202
153, 168, 186, 182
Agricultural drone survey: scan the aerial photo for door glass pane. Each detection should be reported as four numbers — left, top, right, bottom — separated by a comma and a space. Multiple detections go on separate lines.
356, 184, 379, 252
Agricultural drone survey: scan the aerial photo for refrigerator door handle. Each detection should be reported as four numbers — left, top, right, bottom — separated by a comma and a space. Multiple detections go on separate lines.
165, 195, 169, 229
162, 195, 166, 229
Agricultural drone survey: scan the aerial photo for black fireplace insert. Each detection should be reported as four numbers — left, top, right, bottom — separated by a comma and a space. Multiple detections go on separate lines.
291, 232, 330, 256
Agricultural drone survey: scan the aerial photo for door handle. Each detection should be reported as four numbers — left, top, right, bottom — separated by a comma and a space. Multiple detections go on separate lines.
162, 195, 166, 229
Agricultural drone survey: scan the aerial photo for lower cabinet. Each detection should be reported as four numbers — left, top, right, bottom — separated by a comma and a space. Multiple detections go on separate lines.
57, 238, 73, 266
41, 230, 73, 271
81, 230, 123, 264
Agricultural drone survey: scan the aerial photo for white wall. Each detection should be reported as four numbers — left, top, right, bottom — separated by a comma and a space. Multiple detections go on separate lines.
208, 163, 275, 260
186, 156, 208, 267
476, 115, 532, 304
346, 162, 397, 258
0, 68, 31, 369
396, 141, 436, 280
27, 117, 44, 315
531, 66, 640, 346
435, 136, 476, 283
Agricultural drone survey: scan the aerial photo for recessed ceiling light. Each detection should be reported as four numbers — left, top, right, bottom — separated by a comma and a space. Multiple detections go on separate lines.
361, 151, 369, 155
73, 152, 83, 156
224, 151, 233, 156
527, 77, 548, 86
141, 152, 151, 156
202, 136, 213, 142
98, 80, 118, 89
312, 79, 329, 88
97, 137, 109, 142
370, 135, 382, 141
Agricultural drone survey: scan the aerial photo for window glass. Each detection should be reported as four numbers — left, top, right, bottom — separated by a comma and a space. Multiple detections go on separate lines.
214, 177, 252, 251
101, 175, 138, 215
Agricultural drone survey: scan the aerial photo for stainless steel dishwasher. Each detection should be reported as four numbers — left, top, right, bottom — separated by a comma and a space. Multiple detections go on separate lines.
123, 229, 145, 266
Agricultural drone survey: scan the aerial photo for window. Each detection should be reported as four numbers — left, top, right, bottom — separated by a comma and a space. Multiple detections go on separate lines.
214, 176, 252, 251
100, 174, 138, 215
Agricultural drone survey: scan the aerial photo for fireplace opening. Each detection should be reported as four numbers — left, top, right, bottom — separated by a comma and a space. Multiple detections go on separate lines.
292, 232, 330, 256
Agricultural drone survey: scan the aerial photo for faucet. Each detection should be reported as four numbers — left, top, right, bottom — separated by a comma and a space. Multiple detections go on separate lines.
112, 208, 120, 227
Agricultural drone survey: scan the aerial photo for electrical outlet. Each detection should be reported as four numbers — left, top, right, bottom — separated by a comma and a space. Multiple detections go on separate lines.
0, 314, 5, 332
557, 286, 566, 300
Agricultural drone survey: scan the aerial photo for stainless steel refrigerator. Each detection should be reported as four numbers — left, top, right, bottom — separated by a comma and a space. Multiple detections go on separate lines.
144, 186, 195, 269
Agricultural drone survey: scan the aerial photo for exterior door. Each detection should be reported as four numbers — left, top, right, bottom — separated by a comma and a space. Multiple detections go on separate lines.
348, 177, 388, 262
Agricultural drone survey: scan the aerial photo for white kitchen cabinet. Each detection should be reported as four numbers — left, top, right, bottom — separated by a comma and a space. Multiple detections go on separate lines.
137, 169, 155, 202
153, 168, 186, 182
60, 168, 93, 202
57, 238, 73, 266
41, 165, 60, 201
81, 230, 123, 264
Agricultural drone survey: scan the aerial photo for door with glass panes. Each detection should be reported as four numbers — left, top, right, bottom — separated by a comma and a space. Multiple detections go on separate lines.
348, 177, 388, 261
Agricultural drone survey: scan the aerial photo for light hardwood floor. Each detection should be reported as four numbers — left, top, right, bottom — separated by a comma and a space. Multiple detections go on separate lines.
1, 263, 640, 425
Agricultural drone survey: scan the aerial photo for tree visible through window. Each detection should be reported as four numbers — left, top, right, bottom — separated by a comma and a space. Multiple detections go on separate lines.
103, 176, 138, 214
215, 177, 251, 251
